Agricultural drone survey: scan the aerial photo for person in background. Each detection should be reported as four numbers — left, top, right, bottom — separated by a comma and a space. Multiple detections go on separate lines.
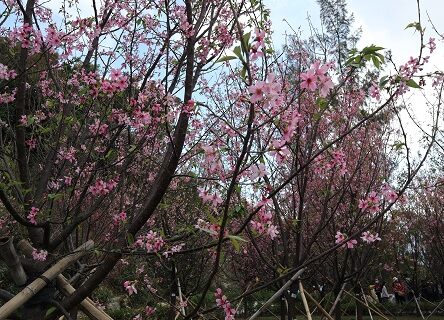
374, 279, 383, 302
381, 281, 390, 303
392, 277, 407, 304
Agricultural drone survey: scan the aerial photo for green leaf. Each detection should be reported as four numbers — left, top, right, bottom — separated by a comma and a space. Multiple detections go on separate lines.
216, 55, 237, 63
375, 52, 385, 63
362, 45, 384, 54
48, 193, 63, 201
227, 234, 248, 243
233, 46, 243, 60
126, 233, 135, 246
230, 237, 240, 252
372, 56, 380, 69
45, 307, 57, 318
241, 31, 251, 52
240, 66, 247, 80
316, 97, 328, 111
405, 79, 421, 89
392, 141, 405, 151
405, 22, 422, 32
379, 76, 389, 88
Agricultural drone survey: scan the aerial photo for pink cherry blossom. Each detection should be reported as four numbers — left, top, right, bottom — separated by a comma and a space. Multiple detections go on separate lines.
215, 288, 236, 320
32, 249, 48, 261
27, 207, 40, 225
361, 231, 382, 244
248, 81, 266, 103
300, 70, 317, 91
123, 280, 137, 295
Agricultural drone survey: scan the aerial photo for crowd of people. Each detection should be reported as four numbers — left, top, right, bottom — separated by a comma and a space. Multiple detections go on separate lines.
371, 277, 407, 304
369, 276, 444, 304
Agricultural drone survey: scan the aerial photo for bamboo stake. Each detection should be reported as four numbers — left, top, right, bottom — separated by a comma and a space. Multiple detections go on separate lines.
360, 285, 374, 320
17, 240, 113, 320
298, 281, 312, 320
426, 298, 444, 320
328, 282, 346, 316
248, 268, 305, 320
412, 292, 425, 320
56, 275, 113, 320
0, 240, 94, 320
341, 288, 390, 320
302, 288, 334, 320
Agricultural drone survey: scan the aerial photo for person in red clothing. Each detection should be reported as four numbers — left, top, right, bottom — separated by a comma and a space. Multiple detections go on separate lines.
392, 277, 407, 303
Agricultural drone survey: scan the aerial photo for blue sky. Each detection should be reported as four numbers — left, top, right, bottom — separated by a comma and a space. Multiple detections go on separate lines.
265, 0, 444, 70
265, 0, 444, 150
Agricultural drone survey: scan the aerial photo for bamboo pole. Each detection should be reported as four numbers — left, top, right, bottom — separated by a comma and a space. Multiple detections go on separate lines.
412, 292, 425, 320
248, 268, 305, 320
328, 282, 346, 316
360, 285, 374, 320
426, 298, 444, 320
56, 275, 113, 320
298, 281, 312, 320
302, 288, 334, 320
0, 240, 94, 320
17, 240, 113, 320
341, 288, 390, 320
0, 237, 27, 286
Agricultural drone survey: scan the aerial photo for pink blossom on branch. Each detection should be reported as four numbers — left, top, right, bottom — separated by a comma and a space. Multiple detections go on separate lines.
361, 231, 382, 244
300, 70, 317, 91
123, 280, 137, 295
215, 288, 236, 320
335, 231, 357, 249
27, 207, 40, 225
32, 249, 48, 261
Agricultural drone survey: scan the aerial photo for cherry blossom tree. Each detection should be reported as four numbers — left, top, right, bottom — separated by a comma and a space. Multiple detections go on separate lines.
0, 0, 442, 319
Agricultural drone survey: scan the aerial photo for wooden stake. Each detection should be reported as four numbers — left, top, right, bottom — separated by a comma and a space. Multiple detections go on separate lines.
360, 285, 374, 320
298, 281, 312, 320
302, 288, 334, 320
17, 240, 113, 320
341, 288, 390, 320
0, 240, 94, 320
248, 268, 305, 320
328, 282, 346, 316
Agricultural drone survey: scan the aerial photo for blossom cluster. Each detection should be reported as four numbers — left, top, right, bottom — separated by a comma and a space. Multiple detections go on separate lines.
250, 28, 266, 60
195, 219, 225, 237
27, 207, 40, 225
89, 179, 118, 196
300, 61, 334, 97
335, 230, 382, 249
360, 231, 382, 244
215, 288, 236, 320
135, 231, 164, 253
123, 280, 137, 295
112, 211, 127, 226
198, 187, 223, 208
250, 207, 279, 240
0, 63, 17, 80
335, 231, 357, 249
32, 249, 48, 261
